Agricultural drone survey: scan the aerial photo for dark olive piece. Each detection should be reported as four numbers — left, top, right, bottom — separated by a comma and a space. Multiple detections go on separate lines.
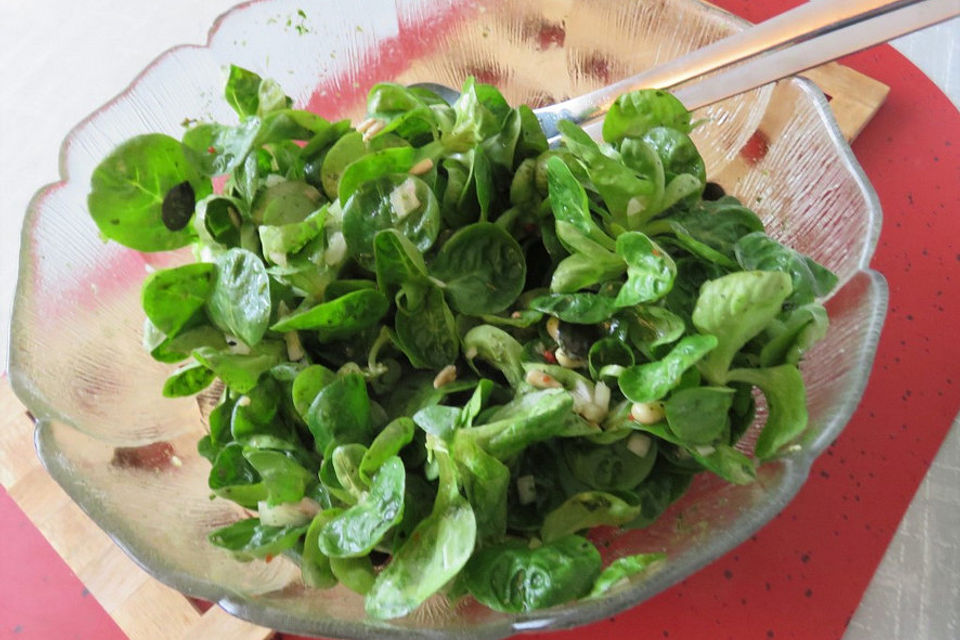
161, 180, 196, 231
555, 321, 600, 360
702, 181, 726, 201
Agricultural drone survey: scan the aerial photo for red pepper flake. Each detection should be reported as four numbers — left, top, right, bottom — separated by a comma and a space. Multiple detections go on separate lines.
543, 349, 557, 364
523, 222, 537, 233
264, 554, 275, 563
207, 146, 217, 154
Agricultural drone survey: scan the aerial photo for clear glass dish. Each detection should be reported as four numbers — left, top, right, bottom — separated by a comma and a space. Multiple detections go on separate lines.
9, 0, 886, 637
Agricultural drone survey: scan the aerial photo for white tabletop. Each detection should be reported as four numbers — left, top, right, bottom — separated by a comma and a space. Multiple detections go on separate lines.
1, 2, 958, 638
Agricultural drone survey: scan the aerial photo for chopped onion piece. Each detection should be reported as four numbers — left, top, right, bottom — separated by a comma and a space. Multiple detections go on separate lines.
516, 475, 537, 505
390, 178, 420, 221
626, 433, 652, 458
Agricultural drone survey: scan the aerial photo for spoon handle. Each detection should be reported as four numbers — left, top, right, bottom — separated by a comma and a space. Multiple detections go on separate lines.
537, 0, 959, 138
672, 0, 960, 111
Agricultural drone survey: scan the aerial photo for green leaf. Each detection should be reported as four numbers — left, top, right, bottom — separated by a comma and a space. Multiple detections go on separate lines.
734, 232, 838, 306
515, 104, 549, 160
689, 443, 757, 485
481, 107, 522, 170
692, 270, 793, 383
562, 437, 658, 491
664, 386, 735, 445
304, 373, 372, 453
662, 195, 763, 260
588, 337, 636, 380
302, 509, 341, 589
320, 130, 366, 200
652, 220, 738, 269
464, 535, 601, 612
373, 229, 430, 302
141, 263, 215, 336
224, 65, 263, 118
588, 553, 666, 598
550, 246, 625, 294
161, 361, 215, 397
193, 195, 243, 249
452, 436, 510, 543
529, 292, 618, 324
541, 491, 644, 542
642, 127, 705, 186
291, 364, 336, 419
412, 404, 461, 442
727, 365, 808, 459
318, 457, 405, 557
618, 468, 692, 528
338, 145, 416, 203
208, 443, 266, 508
360, 417, 415, 483
88, 134, 211, 251
192, 344, 283, 394
206, 248, 272, 346
208, 518, 307, 561
441, 147, 494, 227
759, 304, 829, 367
545, 156, 616, 251
252, 180, 324, 226
442, 76, 499, 150
478, 310, 543, 328
601, 89, 691, 144
558, 120, 660, 228
365, 83, 441, 143
456, 388, 574, 460
271, 289, 389, 341
613, 232, 676, 306
430, 222, 526, 315
243, 449, 314, 506
331, 555, 376, 595
227, 378, 297, 450
394, 285, 459, 369
365, 451, 476, 619
342, 174, 440, 269
461, 325, 526, 389
618, 334, 718, 403
149, 324, 227, 363
458, 378, 495, 429
331, 443, 369, 500
626, 305, 685, 353
258, 207, 326, 263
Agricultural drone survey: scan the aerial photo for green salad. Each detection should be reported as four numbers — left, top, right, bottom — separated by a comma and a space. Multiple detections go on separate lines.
87, 65, 837, 618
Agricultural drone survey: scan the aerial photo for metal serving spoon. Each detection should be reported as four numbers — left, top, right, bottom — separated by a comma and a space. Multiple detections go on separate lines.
412, 0, 960, 140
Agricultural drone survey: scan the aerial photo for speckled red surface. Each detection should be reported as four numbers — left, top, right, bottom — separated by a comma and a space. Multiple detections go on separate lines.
2, 1, 958, 639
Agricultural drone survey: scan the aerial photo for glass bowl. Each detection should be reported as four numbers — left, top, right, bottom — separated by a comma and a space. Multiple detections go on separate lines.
9, 0, 886, 637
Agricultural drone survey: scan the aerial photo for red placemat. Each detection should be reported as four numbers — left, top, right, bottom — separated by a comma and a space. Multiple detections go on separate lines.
514, 24, 960, 640
2, 4, 958, 640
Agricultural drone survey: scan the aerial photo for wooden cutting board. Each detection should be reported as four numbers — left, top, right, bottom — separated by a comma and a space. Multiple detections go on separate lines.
0, 61, 887, 640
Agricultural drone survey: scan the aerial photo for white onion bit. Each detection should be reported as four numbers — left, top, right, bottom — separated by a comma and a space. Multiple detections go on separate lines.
626, 433, 652, 458
516, 475, 537, 505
